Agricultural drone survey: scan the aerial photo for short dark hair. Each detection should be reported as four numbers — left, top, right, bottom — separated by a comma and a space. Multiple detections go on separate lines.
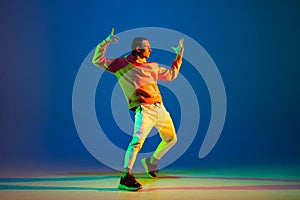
131, 37, 148, 55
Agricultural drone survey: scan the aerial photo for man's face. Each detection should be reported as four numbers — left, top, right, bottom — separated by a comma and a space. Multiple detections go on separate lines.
138, 40, 152, 58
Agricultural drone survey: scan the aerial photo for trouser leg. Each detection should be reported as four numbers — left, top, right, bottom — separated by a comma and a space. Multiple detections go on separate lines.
152, 105, 177, 160
123, 106, 154, 170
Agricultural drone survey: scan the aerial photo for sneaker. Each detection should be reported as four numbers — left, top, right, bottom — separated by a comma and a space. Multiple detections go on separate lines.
141, 158, 158, 178
118, 173, 142, 191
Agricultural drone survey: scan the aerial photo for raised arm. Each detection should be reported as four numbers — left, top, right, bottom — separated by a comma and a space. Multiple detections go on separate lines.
158, 39, 184, 81
92, 28, 119, 71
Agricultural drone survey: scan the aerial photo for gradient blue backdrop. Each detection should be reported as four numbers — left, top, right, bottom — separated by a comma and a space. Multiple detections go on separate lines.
1, 0, 299, 173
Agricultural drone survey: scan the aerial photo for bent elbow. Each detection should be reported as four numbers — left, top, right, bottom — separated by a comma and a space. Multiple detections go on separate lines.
92, 56, 98, 65
172, 72, 179, 80
92, 57, 102, 68
168, 71, 178, 81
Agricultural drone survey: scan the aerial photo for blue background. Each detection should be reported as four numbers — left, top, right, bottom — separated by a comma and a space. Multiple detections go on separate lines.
1, 0, 299, 173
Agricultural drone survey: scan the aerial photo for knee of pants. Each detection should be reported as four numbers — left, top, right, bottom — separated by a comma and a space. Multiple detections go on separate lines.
129, 141, 143, 152
166, 135, 177, 145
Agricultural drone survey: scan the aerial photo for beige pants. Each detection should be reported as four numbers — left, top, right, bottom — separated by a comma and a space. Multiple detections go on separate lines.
124, 103, 177, 170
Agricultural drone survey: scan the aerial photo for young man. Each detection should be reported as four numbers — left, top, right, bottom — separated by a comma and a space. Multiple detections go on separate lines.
92, 28, 184, 191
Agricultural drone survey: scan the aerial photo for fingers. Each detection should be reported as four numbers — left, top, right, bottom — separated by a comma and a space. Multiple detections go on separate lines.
111, 27, 115, 35
111, 35, 119, 44
179, 38, 184, 46
171, 47, 178, 53
105, 28, 119, 44
179, 38, 184, 54
172, 38, 184, 55
110, 28, 119, 43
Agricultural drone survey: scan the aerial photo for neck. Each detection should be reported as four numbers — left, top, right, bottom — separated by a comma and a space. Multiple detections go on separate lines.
135, 56, 147, 63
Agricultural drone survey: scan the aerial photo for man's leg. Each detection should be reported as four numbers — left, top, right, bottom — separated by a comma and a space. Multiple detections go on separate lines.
123, 105, 155, 171
119, 105, 154, 190
153, 105, 177, 160
142, 104, 177, 178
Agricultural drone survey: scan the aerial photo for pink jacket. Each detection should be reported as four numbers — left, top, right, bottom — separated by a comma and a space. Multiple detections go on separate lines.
92, 40, 182, 110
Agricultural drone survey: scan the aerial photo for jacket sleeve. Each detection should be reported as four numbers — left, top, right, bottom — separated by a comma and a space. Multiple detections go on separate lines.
158, 54, 182, 81
92, 40, 117, 72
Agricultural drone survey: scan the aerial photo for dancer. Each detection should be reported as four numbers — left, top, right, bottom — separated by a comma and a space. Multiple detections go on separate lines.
92, 28, 184, 191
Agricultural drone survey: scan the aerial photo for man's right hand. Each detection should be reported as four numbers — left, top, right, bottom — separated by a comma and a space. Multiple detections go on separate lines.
104, 28, 119, 44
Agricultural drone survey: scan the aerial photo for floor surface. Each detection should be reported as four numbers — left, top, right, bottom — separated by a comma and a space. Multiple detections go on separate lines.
0, 167, 299, 200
